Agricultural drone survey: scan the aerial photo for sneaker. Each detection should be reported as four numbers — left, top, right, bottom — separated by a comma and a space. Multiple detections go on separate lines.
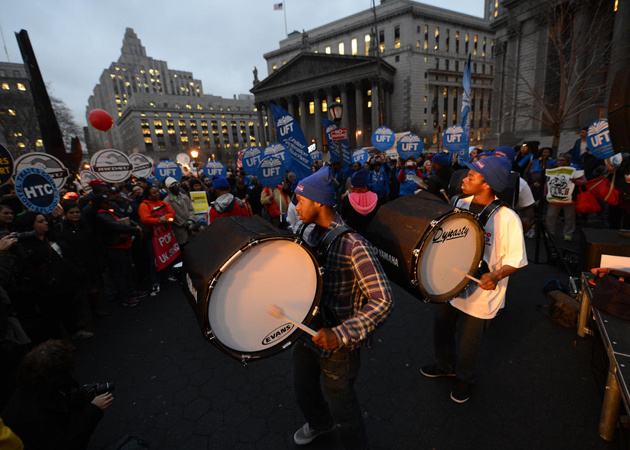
420, 364, 455, 378
293, 423, 335, 446
133, 290, 149, 299
123, 297, 139, 307
450, 379, 471, 403
72, 329, 94, 339
150, 284, 160, 297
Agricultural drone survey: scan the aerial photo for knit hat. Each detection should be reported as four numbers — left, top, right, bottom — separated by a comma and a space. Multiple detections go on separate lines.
295, 166, 336, 206
351, 169, 369, 188
432, 152, 450, 166
493, 146, 516, 162
464, 157, 511, 193
88, 179, 107, 187
213, 177, 231, 190
164, 177, 178, 188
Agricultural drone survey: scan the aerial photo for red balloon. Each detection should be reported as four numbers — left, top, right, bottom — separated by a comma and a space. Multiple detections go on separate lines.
89, 109, 113, 132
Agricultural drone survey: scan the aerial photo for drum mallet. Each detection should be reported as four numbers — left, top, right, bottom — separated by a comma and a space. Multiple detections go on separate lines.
439, 189, 450, 203
453, 268, 482, 284
267, 305, 318, 337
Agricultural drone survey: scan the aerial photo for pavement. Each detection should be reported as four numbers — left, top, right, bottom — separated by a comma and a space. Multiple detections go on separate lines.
73, 216, 629, 449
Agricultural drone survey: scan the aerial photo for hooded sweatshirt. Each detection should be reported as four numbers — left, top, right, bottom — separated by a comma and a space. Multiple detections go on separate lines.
207, 193, 250, 223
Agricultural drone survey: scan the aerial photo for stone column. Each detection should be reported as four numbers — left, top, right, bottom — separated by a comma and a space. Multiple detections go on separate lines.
340, 84, 350, 142
326, 89, 334, 117
266, 102, 276, 143
313, 91, 323, 152
299, 94, 308, 138
287, 96, 295, 118
354, 82, 364, 148
256, 103, 266, 146
371, 79, 380, 131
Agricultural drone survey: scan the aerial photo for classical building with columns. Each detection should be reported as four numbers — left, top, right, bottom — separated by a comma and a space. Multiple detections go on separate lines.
86, 28, 265, 166
252, 0, 494, 153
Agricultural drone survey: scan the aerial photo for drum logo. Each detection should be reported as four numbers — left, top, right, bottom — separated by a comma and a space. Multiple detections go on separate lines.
262, 323, 295, 345
432, 226, 469, 244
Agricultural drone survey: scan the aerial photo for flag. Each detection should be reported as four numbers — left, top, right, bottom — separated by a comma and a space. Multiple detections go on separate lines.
458, 54, 472, 164
274, 3, 283, 10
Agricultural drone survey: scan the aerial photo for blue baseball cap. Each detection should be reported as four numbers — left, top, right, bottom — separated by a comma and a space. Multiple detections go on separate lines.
464, 157, 511, 193
493, 146, 516, 162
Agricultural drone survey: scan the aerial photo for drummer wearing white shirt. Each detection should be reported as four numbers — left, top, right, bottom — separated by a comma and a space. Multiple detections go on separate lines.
421, 156, 528, 403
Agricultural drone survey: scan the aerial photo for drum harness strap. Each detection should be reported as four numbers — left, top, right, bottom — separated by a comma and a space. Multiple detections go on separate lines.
449, 194, 505, 228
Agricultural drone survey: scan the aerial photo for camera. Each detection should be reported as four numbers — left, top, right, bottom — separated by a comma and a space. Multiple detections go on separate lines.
81, 381, 115, 398
15, 230, 37, 241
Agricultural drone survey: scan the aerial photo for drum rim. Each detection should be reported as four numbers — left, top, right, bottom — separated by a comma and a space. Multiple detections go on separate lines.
202, 235, 323, 362
411, 208, 485, 302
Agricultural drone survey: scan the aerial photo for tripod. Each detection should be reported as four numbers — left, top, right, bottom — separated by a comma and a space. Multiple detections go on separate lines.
532, 200, 575, 276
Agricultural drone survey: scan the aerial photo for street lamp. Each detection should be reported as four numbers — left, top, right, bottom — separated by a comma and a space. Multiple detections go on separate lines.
328, 101, 344, 167
356, 130, 362, 148
190, 149, 199, 177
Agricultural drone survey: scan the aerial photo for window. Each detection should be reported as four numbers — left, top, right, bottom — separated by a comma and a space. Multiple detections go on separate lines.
483, 37, 487, 57
339, 42, 345, 55
309, 102, 315, 114
456, 31, 460, 53
445, 60, 450, 71
325, 46, 331, 54
424, 56, 428, 63
435, 58, 439, 69
465, 33, 469, 54
424, 25, 428, 49
474, 34, 478, 56
351, 38, 357, 55
16, 83, 26, 91
446, 29, 450, 52
394, 26, 400, 49
424, 96, 428, 102
379, 30, 385, 52
272, 64, 277, 70
365, 34, 371, 55
13, 70, 20, 77
322, 100, 328, 113
435, 26, 439, 50
1, 83, 8, 90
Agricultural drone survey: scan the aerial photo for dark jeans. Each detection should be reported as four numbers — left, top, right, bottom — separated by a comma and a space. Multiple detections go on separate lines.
434, 302, 490, 384
105, 247, 136, 301
292, 344, 368, 450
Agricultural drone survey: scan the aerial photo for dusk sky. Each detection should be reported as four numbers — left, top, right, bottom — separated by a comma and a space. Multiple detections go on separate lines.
1, 0, 484, 127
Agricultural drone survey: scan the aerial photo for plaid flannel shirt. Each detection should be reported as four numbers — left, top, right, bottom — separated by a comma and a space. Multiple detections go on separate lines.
302, 214, 393, 356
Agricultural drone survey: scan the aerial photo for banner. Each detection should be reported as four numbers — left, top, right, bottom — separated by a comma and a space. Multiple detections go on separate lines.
322, 118, 351, 168
459, 55, 472, 165
270, 104, 311, 180
587, 119, 615, 160
153, 226, 181, 272
0, 144, 14, 186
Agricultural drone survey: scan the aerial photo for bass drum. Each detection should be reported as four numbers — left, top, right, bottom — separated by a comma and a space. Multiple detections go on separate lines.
366, 191, 484, 302
181, 216, 322, 363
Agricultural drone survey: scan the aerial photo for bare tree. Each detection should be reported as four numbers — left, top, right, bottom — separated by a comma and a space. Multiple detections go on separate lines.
50, 93, 81, 150
496, 0, 623, 149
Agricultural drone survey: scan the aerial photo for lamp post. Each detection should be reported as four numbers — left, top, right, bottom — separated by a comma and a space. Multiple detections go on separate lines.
328, 101, 344, 167
356, 130, 362, 148
190, 149, 199, 177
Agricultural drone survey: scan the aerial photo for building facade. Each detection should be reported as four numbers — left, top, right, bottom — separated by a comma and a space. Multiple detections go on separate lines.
488, 0, 630, 150
0, 62, 43, 155
87, 28, 266, 166
254, 0, 494, 152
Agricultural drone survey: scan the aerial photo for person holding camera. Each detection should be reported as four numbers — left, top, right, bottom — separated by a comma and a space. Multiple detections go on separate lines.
1, 339, 113, 450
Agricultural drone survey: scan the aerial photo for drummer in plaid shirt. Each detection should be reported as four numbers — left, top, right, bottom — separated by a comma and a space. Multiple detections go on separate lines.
291, 166, 393, 450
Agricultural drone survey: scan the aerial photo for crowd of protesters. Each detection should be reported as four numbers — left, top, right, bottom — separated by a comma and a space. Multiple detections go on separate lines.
1, 131, 628, 448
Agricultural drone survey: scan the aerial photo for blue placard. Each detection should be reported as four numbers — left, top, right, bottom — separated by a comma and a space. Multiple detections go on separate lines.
310, 150, 322, 162
442, 125, 469, 153
258, 156, 285, 188
397, 134, 424, 160
587, 119, 615, 160
203, 161, 227, 179
154, 160, 182, 182
0, 144, 13, 186
242, 147, 263, 176
352, 149, 370, 165
15, 167, 59, 214
146, 174, 157, 185
264, 143, 292, 171
371, 127, 396, 152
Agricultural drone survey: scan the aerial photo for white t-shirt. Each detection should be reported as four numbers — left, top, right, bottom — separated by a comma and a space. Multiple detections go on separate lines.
518, 177, 535, 208
545, 166, 584, 204
450, 197, 528, 319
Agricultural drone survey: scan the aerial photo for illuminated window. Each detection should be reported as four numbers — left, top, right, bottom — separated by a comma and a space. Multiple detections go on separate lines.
309, 102, 315, 114
424, 56, 428, 62
1, 83, 8, 90
272, 64, 277, 70
36, 139, 43, 147
394, 26, 400, 49
322, 100, 328, 112
365, 34, 371, 55
424, 96, 428, 102
379, 30, 385, 52
325, 46, 331, 54
367, 101, 372, 108
186, 105, 192, 110
8, 109, 16, 116
435, 27, 439, 51
17, 143, 25, 148
351, 38, 357, 55
339, 42, 344, 54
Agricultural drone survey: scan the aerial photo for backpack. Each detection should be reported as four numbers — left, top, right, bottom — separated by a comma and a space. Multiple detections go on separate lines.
540, 278, 580, 328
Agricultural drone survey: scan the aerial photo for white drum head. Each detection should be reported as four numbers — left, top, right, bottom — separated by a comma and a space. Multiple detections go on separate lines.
208, 239, 319, 354
417, 213, 483, 300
